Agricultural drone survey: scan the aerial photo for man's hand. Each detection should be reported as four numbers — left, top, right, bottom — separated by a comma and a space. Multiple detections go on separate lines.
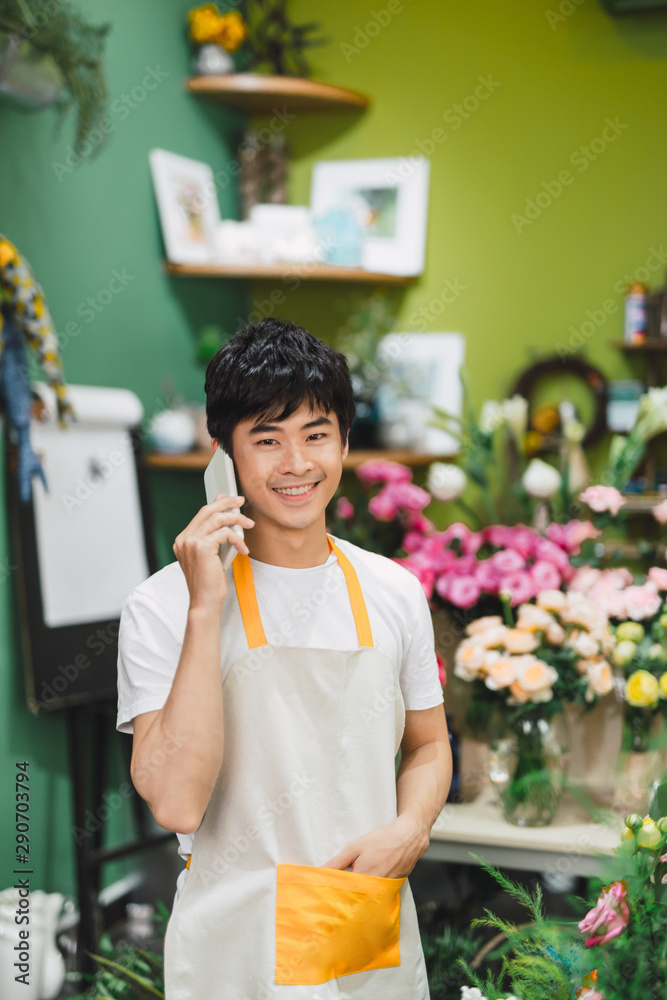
321, 813, 429, 879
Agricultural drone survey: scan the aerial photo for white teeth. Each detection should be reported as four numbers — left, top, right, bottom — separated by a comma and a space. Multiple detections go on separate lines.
274, 483, 316, 496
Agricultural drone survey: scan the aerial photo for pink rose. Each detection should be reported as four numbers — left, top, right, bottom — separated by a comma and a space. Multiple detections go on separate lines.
624, 583, 662, 621
588, 567, 634, 599
491, 549, 526, 575
547, 519, 602, 554
578, 881, 629, 947
653, 498, 667, 525
402, 530, 427, 554
404, 510, 436, 533
533, 537, 571, 573
484, 524, 515, 548
499, 571, 535, 606
530, 559, 562, 592
475, 559, 501, 593
579, 485, 626, 517
450, 554, 478, 576
441, 521, 473, 547
649, 566, 667, 591
437, 574, 481, 609
569, 566, 602, 593
461, 531, 484, 556
505, 525, 541, 559
385, 481, 431, 512
605, 590, 629, 619
368, 487, 400, 521
335, 496, 354, 520
357, 459, 412, 487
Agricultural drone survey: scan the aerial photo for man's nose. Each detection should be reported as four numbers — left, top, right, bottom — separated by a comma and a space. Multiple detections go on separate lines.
278, 442, 314, 474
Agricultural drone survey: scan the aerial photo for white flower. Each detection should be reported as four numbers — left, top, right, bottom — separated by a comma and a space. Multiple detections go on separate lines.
522, 458, 562, 499
502, 394, 528, 441
635, 386, 667, 442
563, 418, 585, 444
566, 629, 600, 659
479, 399, 505, 435
427, 462, 467, 502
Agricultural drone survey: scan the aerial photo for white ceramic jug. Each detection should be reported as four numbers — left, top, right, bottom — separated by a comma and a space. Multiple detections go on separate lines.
0, 888, 66, 1000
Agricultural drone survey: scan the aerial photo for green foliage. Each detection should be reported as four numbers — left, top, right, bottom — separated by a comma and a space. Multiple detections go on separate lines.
421, 924, 482, 999
0, 0, 110, 154
243, 0, 327, 76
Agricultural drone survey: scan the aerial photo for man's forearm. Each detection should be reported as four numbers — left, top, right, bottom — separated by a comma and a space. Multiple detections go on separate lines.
131, 606, 224, 833
396, 738, 452, 840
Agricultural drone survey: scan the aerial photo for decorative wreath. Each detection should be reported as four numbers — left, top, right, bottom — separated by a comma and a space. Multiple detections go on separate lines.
510, 355, 609, 451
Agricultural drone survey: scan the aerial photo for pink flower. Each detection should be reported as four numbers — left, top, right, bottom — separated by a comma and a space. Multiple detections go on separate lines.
653, 498, 667, 525
441, 521, 473, 547
450, 554, 478, 577
357, 459, 412, 488
490, 549, 526, 575
624, 583, 662, 621
506, 525, 541, 559
335, 496, 354, 520
648, 566, 667, 591
436, 652, 447, 688
404, 510, 436, 533
394, 555, 435, 599
368, 487, 400, 521
533, 537, 571, 574
402, 530, 427, 554
499, 571, 536, 606
475, 559, 501, 593
579, 485, 626, 517
530, 559, 562, 592
385, 481, 431, 512
569, 566, 602, 593
437, 574, 481, 609
588, 567, 634, 598
484, 524, 516, 548
578, 881, 629, 947
547, 519, 602, 554
461, 531, 484, 556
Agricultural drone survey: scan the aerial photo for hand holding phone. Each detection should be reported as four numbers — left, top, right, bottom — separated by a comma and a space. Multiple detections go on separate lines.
204, 448, 245, 572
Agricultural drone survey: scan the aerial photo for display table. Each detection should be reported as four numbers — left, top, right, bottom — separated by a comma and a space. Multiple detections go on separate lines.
426, 786, 623, 877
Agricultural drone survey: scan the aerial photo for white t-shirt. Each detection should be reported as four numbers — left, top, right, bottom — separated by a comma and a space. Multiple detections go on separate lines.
116, 534, 444, 866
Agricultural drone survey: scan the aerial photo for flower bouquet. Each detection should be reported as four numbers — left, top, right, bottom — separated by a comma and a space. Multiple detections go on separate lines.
455, 591, 613, 825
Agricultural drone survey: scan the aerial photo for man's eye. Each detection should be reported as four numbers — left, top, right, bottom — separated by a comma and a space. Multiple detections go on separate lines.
308, 433, 326, 440
258, 438, 277, 445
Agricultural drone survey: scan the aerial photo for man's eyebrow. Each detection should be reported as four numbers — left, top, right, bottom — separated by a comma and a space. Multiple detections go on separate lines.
248, 415, 333, 436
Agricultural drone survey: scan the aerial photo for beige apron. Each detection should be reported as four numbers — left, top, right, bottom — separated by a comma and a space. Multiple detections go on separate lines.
163, 534, 430, 999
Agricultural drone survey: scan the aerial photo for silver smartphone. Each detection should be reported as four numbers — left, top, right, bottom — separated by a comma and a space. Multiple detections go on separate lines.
204, 447, 244, 572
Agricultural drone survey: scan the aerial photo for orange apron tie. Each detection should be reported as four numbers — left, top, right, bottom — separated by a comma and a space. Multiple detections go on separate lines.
231, 534, 374, 650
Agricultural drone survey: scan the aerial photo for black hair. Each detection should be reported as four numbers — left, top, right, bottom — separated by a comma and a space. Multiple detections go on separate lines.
204, 318, 356, 457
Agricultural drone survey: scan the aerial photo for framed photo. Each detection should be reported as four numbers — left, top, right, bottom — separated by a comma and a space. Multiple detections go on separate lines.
375, 332, 465, 454
149, 149, 220, 264
310, 157, 430, 276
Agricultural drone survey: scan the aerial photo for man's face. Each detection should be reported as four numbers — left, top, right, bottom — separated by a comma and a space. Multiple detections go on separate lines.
230, 401, 349, 531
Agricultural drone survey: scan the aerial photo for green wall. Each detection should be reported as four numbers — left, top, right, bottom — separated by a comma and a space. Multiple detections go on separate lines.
2, 0, 667, 899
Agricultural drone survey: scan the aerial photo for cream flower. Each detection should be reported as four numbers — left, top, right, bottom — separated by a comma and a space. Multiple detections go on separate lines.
561, 593, 605, 631
585, 659, 614, 701
522, 458, 562, 500
509, 655, 558, 703
545, 622, 566, 645
503, 628, 539, 654
476, 625, 510, 649
566, 629, 600, 660
454, 638, 486, 680
484, 655, 517, 690
466, 615, 503, 636
537, 589, 567, 612
515, 604, 555, 632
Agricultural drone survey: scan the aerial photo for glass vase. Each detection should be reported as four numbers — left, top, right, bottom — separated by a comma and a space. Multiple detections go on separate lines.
612, 707, 664, 815
488, 713, 570, 827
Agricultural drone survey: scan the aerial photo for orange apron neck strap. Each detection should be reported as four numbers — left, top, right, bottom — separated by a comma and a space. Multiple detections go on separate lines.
232, 535, 374, 650
325, 534, 374, 649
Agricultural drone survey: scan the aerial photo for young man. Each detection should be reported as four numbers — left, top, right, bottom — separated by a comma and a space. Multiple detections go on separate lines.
116, 319, 451, 999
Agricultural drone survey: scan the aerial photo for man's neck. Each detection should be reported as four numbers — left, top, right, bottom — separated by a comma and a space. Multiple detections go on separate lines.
243, 518, 332, 568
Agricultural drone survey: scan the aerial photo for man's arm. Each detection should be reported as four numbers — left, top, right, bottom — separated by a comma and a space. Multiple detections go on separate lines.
322, 705, 451, 877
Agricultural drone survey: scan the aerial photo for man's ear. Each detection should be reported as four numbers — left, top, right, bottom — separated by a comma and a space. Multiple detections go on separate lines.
211, 438, 218, 452
341, 433, 349, 462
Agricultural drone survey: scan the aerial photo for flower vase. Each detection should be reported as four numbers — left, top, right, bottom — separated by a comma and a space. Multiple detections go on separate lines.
488, 713, 570, 826
612, 707, 664, 815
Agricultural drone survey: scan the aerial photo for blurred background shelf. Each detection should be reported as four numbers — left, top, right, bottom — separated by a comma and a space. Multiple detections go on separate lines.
164, 261, 414, 283
143, 448, 453, 471
185, 73, 369, 113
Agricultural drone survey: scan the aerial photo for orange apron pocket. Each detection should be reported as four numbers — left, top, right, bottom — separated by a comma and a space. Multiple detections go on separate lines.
274, 863, 406, 986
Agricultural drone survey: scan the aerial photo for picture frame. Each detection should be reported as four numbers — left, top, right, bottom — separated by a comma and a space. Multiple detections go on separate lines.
375, 332, 465, 454
310, 157, 430, 276
148, 148, 220, 264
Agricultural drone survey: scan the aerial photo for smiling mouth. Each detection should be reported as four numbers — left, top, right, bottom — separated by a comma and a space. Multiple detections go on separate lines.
272, 481, 320, 499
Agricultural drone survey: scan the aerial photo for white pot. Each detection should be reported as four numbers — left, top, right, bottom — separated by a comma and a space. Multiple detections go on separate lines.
0, 889, 65, 1000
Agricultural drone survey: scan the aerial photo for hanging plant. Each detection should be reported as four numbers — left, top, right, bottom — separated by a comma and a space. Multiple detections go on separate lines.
244, 0, 327, 77
0, 0, 110, 155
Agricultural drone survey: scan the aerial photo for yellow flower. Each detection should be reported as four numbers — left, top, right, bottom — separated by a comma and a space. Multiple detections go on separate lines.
637, 816, 662, 849
616, 621, 645, 644
625, 669, 660, 708
188, 5, 248, 52
659, 672, 667, 699
0, 238, 17, 268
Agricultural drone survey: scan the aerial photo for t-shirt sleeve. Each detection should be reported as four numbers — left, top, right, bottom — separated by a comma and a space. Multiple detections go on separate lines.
399, 573, 445, 712
116, 590, 185, 735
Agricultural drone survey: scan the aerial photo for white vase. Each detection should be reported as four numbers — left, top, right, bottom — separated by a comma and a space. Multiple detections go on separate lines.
195, 44, 235, 75
0, 889, 65, 1000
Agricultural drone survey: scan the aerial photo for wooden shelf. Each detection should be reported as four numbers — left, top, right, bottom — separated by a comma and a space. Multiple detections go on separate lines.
164, 261, 414, 284
611, 339, 667, 351
622, 493, 666, 514
144, 448, 453, 472
185, 73, 369, 114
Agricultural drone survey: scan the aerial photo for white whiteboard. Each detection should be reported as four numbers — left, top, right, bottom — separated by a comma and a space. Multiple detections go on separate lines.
30, 385, 149, 628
